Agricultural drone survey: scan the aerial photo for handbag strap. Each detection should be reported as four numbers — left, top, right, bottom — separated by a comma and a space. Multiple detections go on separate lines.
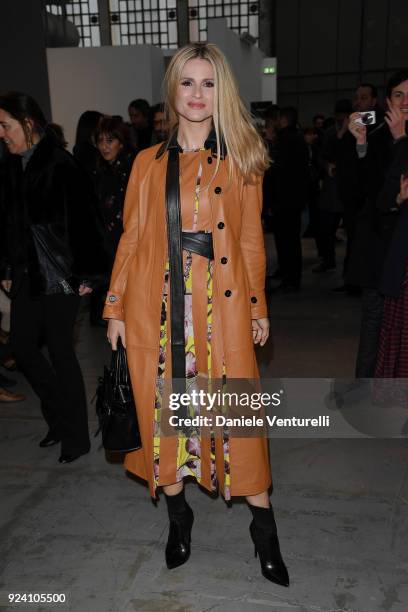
111, 338, 128, 386
165, 145, 186, 381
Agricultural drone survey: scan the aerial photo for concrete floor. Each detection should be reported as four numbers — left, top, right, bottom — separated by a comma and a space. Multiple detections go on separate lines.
1, 238, 407, 612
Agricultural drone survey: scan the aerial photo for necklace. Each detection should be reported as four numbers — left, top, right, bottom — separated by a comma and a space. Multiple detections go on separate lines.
182, 147, 202, 152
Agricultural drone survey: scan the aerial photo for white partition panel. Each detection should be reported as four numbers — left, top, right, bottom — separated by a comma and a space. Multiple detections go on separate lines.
207, 18, 265, 107
46, 44, 165, 150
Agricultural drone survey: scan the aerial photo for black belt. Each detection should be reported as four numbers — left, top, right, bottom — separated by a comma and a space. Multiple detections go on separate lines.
165, 148, 214, 381
182, 231, 214, 260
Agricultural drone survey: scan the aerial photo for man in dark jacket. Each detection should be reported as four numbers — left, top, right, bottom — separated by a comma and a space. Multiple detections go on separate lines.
334, 87, 381, 289
270, 107, 309, 292
128, 98, 152, 153
312, 99, 351, 274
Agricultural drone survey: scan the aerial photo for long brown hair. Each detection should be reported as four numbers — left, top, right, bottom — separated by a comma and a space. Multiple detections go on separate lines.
163, 43, 269, 184
0, 91, 51, 148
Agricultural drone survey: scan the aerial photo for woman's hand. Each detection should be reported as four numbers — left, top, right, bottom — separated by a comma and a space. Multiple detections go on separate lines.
327, 162, 336, 178
348, 112, 367, 144
107, 319, 126, 350
397, 173, 408, 206
79, 284, 93, 296
385, 98, 407, 141
252, 318, 270, 346
1, 280, 12, 292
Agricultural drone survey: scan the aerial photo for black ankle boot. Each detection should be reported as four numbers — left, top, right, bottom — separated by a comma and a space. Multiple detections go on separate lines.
249, 504, 289, 587
164, 489, 194, 570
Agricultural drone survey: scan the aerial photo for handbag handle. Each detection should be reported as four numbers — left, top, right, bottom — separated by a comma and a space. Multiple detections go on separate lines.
111, 337, 129, 387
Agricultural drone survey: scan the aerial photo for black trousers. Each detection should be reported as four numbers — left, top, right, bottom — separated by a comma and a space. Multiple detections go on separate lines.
304, 184, 320, 236
315, 210, 342, 267
273, 208, 302, 288
355, 287, 384, 378
10, 277, 90, 454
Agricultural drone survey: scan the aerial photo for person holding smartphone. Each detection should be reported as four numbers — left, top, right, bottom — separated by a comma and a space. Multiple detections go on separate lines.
0, 92, 105, 463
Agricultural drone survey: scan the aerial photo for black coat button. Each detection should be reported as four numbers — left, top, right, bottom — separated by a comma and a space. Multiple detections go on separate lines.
221, 257, 228, 264
214, 186, 222, 194
225, 290, 232, 297
207, 156, 213, 164
251, 296, 257, 303
217, 222, 225, 229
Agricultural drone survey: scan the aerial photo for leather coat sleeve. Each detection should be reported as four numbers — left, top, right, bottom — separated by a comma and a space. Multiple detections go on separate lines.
240, 176, 268, 319
103, 155, 140, 320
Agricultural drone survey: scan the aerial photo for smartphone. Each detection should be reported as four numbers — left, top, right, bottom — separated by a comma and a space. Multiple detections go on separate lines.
355, 111, 376, 126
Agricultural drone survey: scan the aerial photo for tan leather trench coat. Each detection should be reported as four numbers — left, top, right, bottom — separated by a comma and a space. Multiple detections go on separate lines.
103, 140, 272, 498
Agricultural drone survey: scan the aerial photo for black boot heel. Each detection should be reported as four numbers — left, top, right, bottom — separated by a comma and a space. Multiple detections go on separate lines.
165, 504, 194, 570
248, 505, 290, 587
250, 520, 289, 586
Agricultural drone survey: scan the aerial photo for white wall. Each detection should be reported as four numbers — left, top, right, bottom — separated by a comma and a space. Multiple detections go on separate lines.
46, 21, 268, 146
207, 18, 265, 107
46, 45, 165, 150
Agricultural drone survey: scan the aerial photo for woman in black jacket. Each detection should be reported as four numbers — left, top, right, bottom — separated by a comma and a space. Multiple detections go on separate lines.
94, 116, 135, 260
0, 92, 105, 463
89, 116, 135, 325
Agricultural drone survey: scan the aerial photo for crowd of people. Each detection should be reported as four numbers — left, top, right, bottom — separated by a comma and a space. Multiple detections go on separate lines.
0, 73, 408, 405
0, 41, 407, 585
0, 95, 170, 410
262, 72, 408, 382
1, 73, 408, 400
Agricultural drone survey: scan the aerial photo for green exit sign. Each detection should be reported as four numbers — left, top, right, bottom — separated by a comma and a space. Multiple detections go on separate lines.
263, 66, 276, 75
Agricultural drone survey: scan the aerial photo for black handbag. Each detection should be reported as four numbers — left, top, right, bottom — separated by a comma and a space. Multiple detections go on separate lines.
94, 338, 142, 452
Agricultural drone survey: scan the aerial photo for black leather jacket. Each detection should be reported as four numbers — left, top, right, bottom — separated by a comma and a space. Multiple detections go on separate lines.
1, 136, 107, 297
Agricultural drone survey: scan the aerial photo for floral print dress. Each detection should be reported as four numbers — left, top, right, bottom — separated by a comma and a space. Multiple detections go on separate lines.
153, 150, 231, 499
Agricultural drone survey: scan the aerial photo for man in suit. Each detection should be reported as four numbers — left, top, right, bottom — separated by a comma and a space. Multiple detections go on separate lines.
270, 107, 309, 292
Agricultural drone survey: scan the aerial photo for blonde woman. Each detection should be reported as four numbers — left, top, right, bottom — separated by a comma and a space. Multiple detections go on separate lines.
104, 43, 289, 586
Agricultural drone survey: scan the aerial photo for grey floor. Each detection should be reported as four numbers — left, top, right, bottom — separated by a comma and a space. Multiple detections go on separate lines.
1, 237, 407, 612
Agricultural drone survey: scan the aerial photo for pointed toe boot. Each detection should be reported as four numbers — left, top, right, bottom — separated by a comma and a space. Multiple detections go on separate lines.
250, 520, 290, 587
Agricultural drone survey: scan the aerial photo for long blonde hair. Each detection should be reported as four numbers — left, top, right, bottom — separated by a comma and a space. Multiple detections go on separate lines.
163, 43, 269, 183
